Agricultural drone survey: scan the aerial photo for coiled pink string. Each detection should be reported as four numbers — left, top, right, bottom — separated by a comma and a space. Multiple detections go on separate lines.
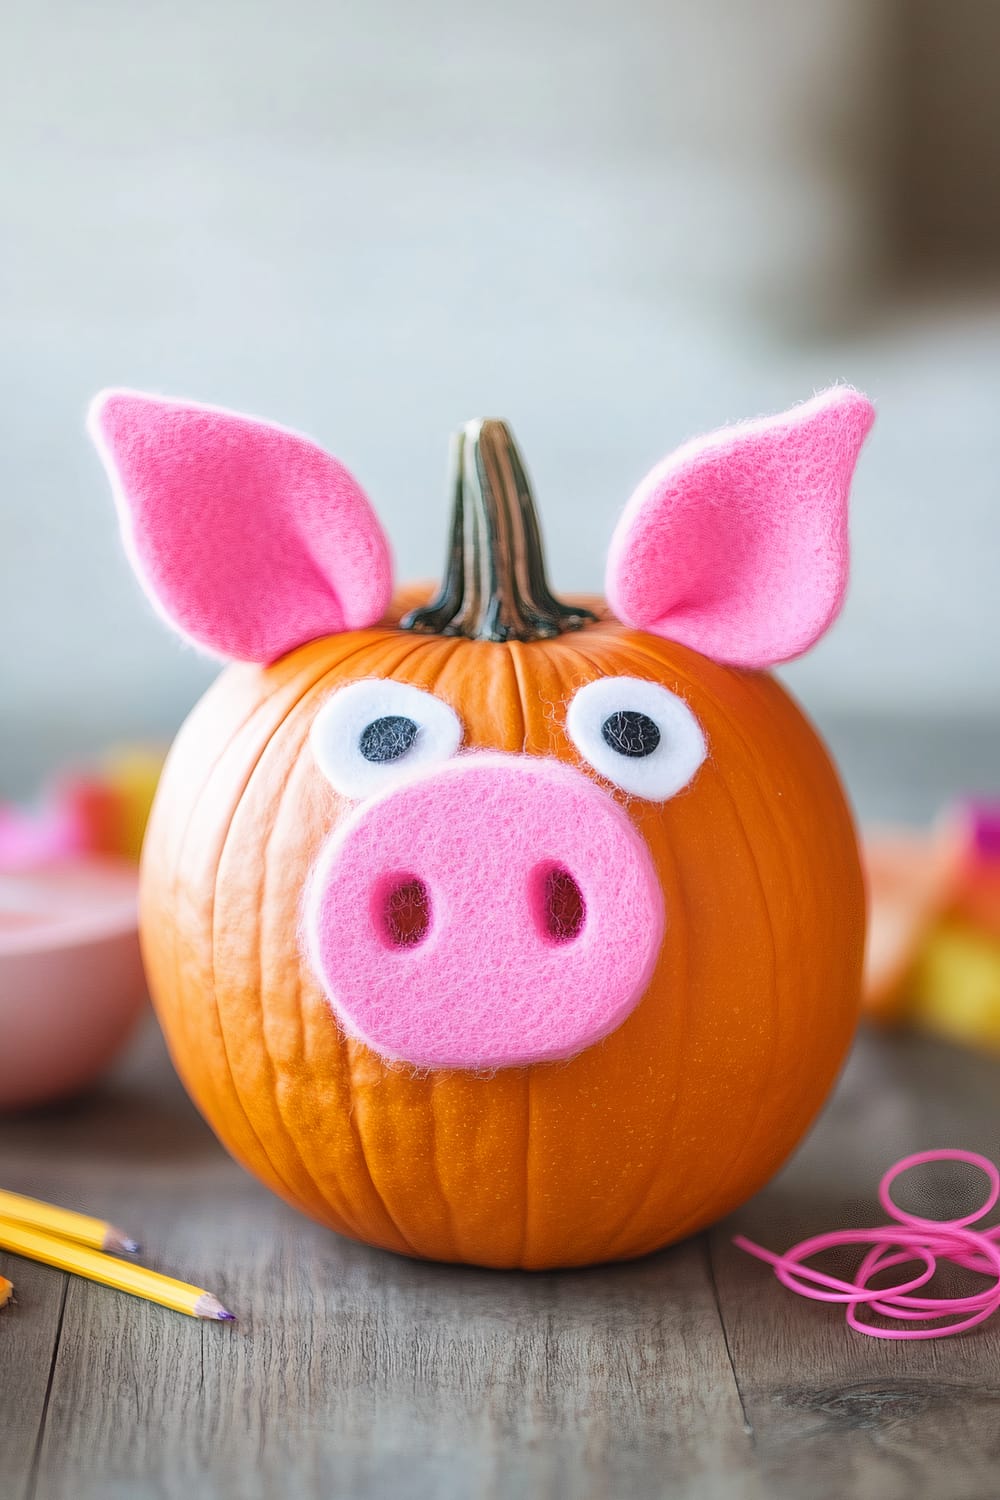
734, 1149, 1000, 1339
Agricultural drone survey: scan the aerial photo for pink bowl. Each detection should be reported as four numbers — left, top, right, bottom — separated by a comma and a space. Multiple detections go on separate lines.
0, 857, 146, 1110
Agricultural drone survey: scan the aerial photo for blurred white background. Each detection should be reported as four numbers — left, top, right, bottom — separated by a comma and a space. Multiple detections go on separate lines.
2, 0, 999, 799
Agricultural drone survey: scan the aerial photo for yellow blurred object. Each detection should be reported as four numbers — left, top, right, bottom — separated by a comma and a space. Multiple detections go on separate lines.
863, 800, 1000, 1052
0, 1275, 12, 1308
862, 823, 962, 1023
100, 745, 165, 861
909, 921, 1000, 1052
54, 742, 166, 864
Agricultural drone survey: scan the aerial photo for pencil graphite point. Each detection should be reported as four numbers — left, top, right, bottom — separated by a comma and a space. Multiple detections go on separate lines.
195, 1292, 236, 1321
102, 1226, 141, 1255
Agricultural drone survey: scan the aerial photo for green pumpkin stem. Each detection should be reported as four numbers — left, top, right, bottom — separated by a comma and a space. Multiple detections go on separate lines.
400, 419, 597, 643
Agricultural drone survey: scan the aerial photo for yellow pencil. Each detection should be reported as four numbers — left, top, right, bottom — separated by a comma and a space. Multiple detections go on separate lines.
0, 1218, 234, 1321
0, 1188, 139, 1254
0, 1275, 13, 1308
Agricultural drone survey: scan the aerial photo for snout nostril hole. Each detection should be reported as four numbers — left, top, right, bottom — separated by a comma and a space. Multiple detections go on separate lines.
381, 877, 431, 949
539, 864, 586, 944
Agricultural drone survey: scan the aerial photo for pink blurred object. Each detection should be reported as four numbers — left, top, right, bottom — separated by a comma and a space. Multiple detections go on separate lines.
0, 856, 145, 1110
735, 1149, 1000, 1340
0, 803, 79, 868
968, 801, 1000, 861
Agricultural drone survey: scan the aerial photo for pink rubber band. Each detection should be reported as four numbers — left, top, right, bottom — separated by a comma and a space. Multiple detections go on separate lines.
878, 1148, 1000, 1230
734, 1149, 1000, 1340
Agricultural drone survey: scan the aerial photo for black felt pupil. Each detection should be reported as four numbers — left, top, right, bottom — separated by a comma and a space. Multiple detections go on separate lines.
600, 709, 661, 759
359, 715, 419, 763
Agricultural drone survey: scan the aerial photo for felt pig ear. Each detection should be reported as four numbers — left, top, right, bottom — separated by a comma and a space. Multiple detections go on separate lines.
89, 391, 393, 664
605, 387, 875, 669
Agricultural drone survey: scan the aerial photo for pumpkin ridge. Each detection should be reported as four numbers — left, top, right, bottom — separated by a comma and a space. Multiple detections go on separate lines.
153, 657, 349, 1189
592, 802, 693, 1262
378, 633, 484, 1261
314, 634, 468, 1254
424, 640, 535, 1264
591, 664, 780, 1254
654, 665, 790, 1238
506, 638, 537, 1267
655, 718, 782, 1245
558, 629, 853, 1253
648, 669, 857, 1245
552, 631, 738, 1253
203, 665, 362, 1218
678, 672, 838, 1237
255, 693, 374, 1246
207, 750, 314, 1210
524, 633, 684, 1247
187, 635, 429, 1240
336, 634, 476, 1256
155, 690, 268, 1151
500, 633, 677, 1266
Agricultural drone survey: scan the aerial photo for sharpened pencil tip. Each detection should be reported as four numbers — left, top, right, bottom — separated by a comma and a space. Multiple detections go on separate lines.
103, 1227, 142, 1255
195, 1292, 236, 1321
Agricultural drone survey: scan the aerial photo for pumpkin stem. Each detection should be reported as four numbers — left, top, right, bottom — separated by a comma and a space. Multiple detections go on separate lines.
400, 419, 597, 643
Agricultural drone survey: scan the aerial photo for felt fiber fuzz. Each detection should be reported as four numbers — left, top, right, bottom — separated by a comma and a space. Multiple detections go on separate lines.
89, 391, 393, 664
310, 679, 463, 801
606, 386, 875, 668
305, 751, 665, 1071
566, 676, 707, 801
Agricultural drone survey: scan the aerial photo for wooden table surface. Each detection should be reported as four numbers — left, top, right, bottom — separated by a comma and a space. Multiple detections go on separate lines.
2, 1014, 998, 1500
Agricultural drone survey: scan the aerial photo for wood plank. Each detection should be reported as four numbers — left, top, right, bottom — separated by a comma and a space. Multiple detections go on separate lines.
20, 1023, 756, 1500
710, 1028, 1000, 1500
0, 1259, 66, 1500
192, 1230, 755, 1500
0, 1014, 147, 1497
12, 1013, 1000, 1499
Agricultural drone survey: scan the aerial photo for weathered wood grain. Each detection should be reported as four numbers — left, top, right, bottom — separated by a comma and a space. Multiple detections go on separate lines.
4, 1016, 1000, 1499
0, 1258, 66, 1500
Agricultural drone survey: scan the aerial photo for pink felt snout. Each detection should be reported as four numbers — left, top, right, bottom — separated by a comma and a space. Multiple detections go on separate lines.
306, 754, 664, 1070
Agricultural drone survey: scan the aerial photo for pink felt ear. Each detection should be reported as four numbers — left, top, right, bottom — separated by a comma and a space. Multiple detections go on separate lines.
89, 391, 393, 663
605, 387, 875, 669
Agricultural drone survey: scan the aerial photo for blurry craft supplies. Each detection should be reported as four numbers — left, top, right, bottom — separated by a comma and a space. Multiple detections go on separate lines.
0, 1189, 234, 1322
0, 1276, 12, 1309
736, 1149, 1000, 1340
0, 856, 144, 1110
0, 743, 163, 868
864, 799, 1000, 1050
0, 744, 162, 1111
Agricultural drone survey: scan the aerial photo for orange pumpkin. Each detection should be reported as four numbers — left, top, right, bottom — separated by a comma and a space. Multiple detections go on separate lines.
94, 390, 870, 1268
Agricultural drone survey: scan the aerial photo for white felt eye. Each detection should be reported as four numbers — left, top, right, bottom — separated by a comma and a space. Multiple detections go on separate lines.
566, 676, 707, 800
310, 680, 463, 800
